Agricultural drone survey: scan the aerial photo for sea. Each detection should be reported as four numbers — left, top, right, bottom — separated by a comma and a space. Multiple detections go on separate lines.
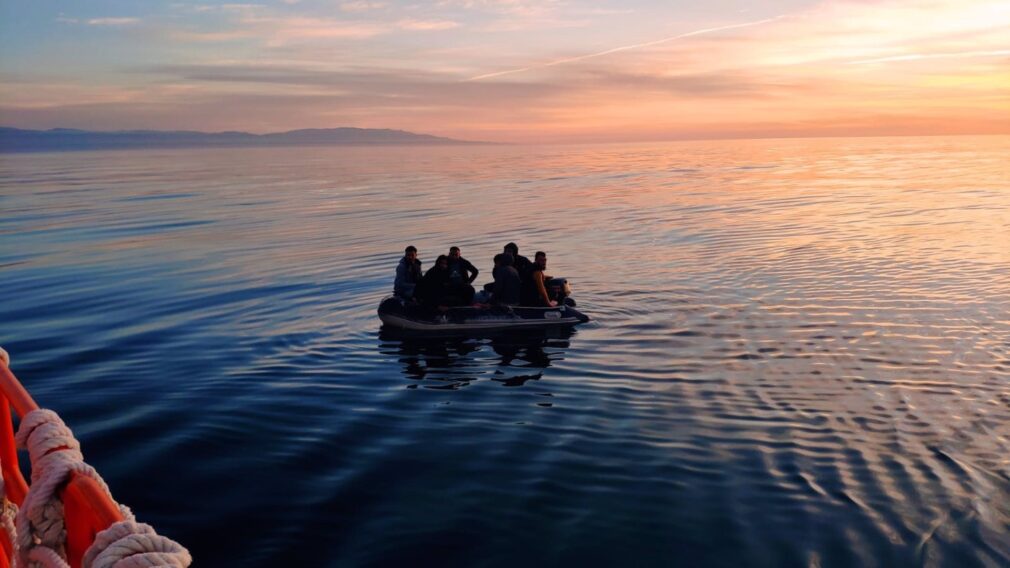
1, 135, 1009, 567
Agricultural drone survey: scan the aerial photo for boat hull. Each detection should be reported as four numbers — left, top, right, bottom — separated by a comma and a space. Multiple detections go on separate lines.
378, 296, 589, 332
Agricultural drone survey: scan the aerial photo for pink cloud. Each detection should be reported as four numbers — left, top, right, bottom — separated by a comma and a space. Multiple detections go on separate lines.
340, 1, 386, 13
397, 19, 461, 31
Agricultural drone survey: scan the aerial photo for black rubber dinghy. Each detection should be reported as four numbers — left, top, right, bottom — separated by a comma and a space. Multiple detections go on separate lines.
378, 296, 590, 332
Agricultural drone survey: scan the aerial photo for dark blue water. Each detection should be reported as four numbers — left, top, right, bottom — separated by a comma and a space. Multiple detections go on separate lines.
2, 137, 1009, 566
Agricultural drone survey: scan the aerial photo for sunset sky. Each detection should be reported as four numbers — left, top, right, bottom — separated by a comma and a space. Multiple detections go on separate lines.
1, 0, 1008, 142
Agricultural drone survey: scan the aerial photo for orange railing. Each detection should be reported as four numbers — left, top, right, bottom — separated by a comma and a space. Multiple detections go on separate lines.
0, 359, 125, 568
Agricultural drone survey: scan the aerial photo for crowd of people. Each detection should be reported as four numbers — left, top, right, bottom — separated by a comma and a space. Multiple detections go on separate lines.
393, 242, 562, 309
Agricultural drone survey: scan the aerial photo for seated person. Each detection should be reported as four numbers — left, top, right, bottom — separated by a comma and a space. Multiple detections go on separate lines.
414, 255, 451, 307
416, 255, 472, 308
492, 253, 522, 306
521, 251, 557, 307
447, 246, 479, 284
484, 253, 505, 293
503, 242, 533, 283
393, 245, 422, 299
446, 246, 476, 304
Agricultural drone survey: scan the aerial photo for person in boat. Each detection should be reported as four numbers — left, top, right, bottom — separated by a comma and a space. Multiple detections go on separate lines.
492, 252, 522, 306
503, 242, 533, 282
415, 254, 451, 308
447, 246, 479, 284
394, 245, 422, 300
446, 246, 477, 304
522, 251, 557, 307
480, 253, 506, 298
491, 253, 505, 281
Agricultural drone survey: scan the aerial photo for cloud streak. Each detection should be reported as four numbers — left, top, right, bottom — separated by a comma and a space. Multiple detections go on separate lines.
465, 16, 787, 81
87, 17, 141, 26
849, 49, 1010, 64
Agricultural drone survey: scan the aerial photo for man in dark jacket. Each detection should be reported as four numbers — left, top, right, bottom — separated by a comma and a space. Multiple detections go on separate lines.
492, 253, 522, 306
415, 254, 451, 307
447, 246, 478, 284
446, 246, 477, 304
394, 245, 422, 299
503, 242, 532, 281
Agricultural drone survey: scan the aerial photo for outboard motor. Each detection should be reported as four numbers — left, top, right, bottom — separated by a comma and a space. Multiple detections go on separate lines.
546, 278, 574, 306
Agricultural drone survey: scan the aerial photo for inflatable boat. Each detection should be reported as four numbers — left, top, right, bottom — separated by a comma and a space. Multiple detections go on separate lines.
378, 296, 590, 332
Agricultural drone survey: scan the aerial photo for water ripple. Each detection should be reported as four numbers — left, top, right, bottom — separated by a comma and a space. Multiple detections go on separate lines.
1, 137, 1009, 566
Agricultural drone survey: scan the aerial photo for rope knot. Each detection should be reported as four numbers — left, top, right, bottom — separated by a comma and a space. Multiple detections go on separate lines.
16, 410, 83, 483
84, 521, 191, 568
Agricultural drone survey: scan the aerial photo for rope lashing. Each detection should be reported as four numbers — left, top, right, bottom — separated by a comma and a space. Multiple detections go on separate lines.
14, 409, 82, 567
25, 546, 68, 568
84, 521, 191, 568
1, 481, 16, 564
14, 410, 190, 568
0, 347, 9, 367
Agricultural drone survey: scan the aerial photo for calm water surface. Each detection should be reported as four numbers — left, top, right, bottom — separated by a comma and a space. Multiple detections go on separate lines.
1, 136, 1009, 566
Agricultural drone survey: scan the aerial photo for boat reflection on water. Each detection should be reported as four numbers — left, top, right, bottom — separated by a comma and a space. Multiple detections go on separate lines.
377, 327, 576, 390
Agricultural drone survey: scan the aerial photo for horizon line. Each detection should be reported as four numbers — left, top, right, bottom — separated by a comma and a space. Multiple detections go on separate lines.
2, 125, 1008, 153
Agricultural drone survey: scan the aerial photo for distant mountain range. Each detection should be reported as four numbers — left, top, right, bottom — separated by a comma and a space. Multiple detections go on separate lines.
0, 127, 484, 152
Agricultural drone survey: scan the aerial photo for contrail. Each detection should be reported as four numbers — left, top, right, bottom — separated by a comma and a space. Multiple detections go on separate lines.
465, 16, 785, 82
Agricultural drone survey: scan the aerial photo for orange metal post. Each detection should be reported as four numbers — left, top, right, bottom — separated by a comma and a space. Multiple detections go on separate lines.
62, 476, 126, 568
0, 394, 23, 565
0, 372, 30, 505
0, 365, 37, 418
0, 399, 28, 506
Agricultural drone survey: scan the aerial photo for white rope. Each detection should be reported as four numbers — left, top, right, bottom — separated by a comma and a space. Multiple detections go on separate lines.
13, 409, 191, 568
84, 521, 191, 568
0, 347, 9, 367
0, 477, 17, 566
25, 546, 68, 568
15, 411, 75, 567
